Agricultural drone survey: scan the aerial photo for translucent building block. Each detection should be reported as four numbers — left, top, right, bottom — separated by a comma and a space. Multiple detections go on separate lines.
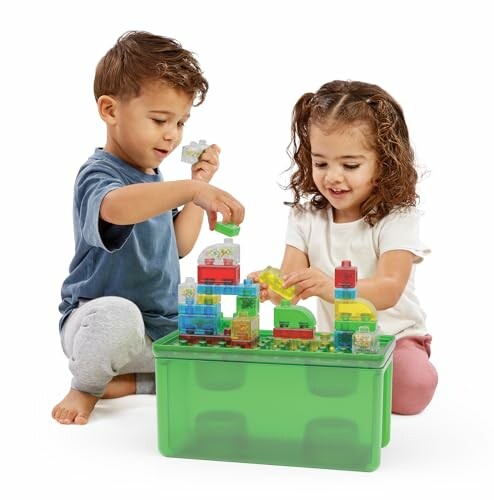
198, 238, 240, 266
335, 260, 357, 288
334, 330, 353, 353
178, 277, 197, 305
231, 311, 259, 341
258, 266, 296, 300
214, 222, 240, 237
181, 139, 209, 164
352, 326, 379, 354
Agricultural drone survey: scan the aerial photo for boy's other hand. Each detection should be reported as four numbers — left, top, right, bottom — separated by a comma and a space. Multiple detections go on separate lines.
192, 183, 244, 230
191, 144, 220, 183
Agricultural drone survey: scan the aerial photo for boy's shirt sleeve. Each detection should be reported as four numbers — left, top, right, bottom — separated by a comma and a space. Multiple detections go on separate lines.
377, 208, 430, 263
76, 168, 133, 252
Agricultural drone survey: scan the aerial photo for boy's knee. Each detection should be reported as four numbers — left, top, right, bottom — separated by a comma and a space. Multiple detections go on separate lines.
81, 296, 145, 343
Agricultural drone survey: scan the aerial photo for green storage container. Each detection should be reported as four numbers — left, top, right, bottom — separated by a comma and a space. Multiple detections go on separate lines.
153, 331, 395, 471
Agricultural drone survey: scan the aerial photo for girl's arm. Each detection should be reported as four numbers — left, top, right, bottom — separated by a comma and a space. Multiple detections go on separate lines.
356, 250, 415, 310
280, 244, 310, 275
282, 249, 414, 309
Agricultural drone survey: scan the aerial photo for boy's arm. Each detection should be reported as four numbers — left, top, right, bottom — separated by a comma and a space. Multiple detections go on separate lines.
173, 144, 221, 257
173, 202, 204, 257
356, 250, 414, 310
100, 179, 243, 227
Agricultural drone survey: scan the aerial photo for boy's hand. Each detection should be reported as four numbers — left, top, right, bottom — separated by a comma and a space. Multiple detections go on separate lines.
192, 183, 244, 230
283, 268, 334, 303
191, 144, 220, 183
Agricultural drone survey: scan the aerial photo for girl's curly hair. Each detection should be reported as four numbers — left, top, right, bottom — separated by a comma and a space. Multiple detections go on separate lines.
94, 31, 208, 106
286, 80, 418, 226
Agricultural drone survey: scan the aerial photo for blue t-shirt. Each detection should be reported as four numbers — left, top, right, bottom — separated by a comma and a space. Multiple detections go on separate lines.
59, 148, 180, 341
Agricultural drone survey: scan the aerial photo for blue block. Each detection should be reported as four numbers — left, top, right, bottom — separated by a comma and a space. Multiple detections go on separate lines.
334, 288, 357, 299
334, 330, 353, 353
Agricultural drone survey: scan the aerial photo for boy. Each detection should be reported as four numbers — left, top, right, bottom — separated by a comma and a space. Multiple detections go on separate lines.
52, 31, 244, 425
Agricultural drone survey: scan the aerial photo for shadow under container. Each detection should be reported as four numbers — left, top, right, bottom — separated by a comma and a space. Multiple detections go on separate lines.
152, 331, 395, 472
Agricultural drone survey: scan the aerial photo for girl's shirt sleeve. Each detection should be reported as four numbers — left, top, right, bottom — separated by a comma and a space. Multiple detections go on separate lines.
377, 208, 430, 262
285, 205, 312, 253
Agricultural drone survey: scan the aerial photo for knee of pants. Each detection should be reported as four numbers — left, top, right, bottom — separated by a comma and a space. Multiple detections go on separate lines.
67, 296, 146, 357
392, 338, 438, 415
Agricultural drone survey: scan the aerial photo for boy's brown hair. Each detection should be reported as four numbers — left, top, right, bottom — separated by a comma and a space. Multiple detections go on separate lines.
94, 31, 208, 105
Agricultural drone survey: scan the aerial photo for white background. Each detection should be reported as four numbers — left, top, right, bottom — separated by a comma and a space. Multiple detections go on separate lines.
1, 1, 492, 498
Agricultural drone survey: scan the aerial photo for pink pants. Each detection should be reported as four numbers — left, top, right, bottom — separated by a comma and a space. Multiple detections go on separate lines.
392, 334, 438, 415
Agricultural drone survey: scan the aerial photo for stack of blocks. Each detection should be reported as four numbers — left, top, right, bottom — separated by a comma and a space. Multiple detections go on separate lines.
178, 237, 261, 348
334, 260, 379, 354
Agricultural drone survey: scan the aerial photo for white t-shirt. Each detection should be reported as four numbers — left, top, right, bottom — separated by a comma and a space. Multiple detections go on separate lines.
285, 203, 430, 339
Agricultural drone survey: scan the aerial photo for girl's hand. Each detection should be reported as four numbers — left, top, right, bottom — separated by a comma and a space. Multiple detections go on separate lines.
283, 267, 334, 303
191, 144, 220, 183
247, 271, 283, 304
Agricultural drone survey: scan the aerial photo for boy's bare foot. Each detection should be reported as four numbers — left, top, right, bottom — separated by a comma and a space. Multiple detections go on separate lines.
102, 373, 136, 399
52, 389, 99, 425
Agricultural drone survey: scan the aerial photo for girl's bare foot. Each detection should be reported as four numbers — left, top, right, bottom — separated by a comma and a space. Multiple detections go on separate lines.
102, 373, 136, 399
52, 389, 99, 425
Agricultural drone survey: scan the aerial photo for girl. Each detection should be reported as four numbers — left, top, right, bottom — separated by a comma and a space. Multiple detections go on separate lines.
254, 80, 437, 415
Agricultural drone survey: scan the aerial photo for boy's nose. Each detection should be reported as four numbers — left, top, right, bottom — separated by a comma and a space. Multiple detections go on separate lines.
162, 125, 180, 142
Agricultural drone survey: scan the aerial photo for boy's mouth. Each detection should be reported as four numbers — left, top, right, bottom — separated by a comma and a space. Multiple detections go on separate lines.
153, 148, 169, 159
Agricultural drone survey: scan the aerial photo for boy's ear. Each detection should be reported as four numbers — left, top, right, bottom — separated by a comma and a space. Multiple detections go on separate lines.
97, 95, 118, 125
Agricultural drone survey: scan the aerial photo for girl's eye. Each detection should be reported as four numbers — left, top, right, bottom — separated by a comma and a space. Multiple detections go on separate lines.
313, 163, 327, 169
343, 164, 360, 169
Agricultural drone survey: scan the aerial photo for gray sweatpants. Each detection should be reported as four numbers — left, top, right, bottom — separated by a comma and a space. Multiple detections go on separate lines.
60, 296, 156, 397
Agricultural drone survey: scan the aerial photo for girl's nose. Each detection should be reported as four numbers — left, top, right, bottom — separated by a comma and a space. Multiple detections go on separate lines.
325, 168, 344, 184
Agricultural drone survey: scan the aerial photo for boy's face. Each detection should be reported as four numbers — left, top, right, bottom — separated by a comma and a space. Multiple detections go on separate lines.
104, 82, 193, 174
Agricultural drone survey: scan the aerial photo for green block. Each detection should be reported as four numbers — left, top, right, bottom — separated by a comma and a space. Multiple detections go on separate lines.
274, 300, 316, 329
236, 295, 259, 316
334, 319, 377, 332
214, 222, 240, 237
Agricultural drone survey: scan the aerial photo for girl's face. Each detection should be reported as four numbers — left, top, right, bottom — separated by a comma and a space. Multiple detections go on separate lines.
310, 123, 378, 223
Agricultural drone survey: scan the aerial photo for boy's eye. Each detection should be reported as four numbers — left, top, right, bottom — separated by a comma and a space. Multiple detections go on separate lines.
152, 118, 166, 125
178, 121, 185, 128
343, 164, 360, 169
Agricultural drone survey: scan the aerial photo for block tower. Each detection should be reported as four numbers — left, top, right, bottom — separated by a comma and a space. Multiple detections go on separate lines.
333, 260, 379, 353
177, 236, 260, 348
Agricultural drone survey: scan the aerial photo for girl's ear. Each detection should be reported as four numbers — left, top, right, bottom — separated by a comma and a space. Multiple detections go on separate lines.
97, 95, 118, 125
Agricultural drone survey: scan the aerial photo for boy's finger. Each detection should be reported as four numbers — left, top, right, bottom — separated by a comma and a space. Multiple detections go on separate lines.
228, 199, 245, 225
207, 211, 217, 230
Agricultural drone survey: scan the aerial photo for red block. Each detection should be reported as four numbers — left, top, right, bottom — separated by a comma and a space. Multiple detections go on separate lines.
197, 264, 240, 285
335, 260, 357, 288
273, 327, 314, 339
